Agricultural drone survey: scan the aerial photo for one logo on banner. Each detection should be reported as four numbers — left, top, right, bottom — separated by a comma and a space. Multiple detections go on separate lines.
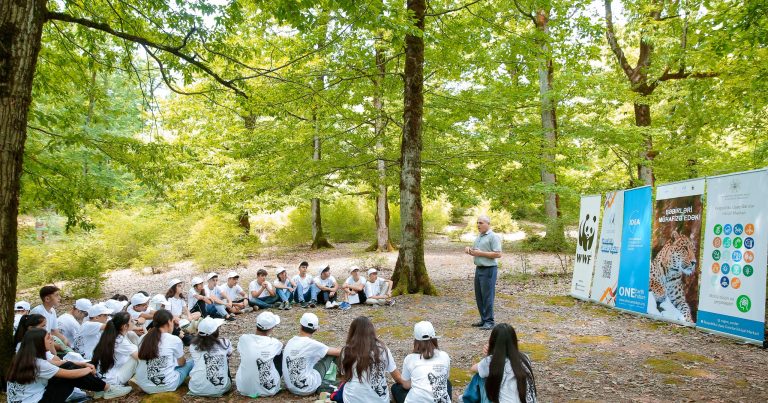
628, 211, 642, 234
743, 265, 754, 277
720, 276, 730, 288
732, 278, 742, 289
724, 224, 733, 235
734, 224, 744, 235
721, 263, 730, 275
736, 295, 751, 313
744, 238, 754, 249
714, 224, 722, 235
744, 224, 754, 235
578, 214, 598, 253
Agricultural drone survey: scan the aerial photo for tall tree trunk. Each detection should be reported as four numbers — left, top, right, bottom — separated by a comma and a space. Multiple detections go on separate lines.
238, 211, 250, 234
311, 112, 332, 249
534, 9, 564, 245
0, 0, 47, 383
373, 37, 393, 252
634, 103, 654, 185
392, 0, 435, 295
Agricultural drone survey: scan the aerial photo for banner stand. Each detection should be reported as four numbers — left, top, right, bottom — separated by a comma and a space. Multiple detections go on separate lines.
697, 326, 765, 347
612, 306, 697, 328
570, 194, 602, 300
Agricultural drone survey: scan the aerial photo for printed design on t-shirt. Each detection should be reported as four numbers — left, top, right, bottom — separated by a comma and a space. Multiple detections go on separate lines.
369, 361, 388, 397
7, 382, 25, 403
147, 356, 170, 386
428, 372, 450, 403
72, 334, 86, 356
286, 356, 309, 388
203, 353, 226, 386
256, 358, 276, 390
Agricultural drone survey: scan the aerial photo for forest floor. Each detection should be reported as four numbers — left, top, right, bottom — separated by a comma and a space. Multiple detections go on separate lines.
11, 238, 768, 402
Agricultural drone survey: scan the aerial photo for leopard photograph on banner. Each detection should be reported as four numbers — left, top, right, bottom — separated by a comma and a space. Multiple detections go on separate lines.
647, 179, 705, 324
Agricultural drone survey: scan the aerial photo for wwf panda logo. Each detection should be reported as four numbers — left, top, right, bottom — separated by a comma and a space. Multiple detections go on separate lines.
578, 213, 597, 252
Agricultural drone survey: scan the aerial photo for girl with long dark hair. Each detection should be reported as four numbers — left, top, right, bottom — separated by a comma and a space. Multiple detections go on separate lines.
339, 316, 403, 402
188, 317, 232, 396
135, 309, 193, 394
471, 323, 536, 403
6, 328, 131, 402
14, 314, 48, 350
392, 321, 452, 403
91, 311, 139, 389
166, 278, 201, 336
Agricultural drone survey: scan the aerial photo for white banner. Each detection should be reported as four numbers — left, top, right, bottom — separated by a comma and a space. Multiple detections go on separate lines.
697, 169, 768, 343
589, 190, 624, 305
571, 195, 602, 299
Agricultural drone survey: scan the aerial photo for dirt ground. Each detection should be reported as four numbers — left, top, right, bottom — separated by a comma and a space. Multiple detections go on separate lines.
10, 239, 768, 402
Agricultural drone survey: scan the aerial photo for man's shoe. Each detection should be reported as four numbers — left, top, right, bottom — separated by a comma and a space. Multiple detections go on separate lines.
301, 301, 309, 308
242, 307, 254, 314
104, 384, 133, 400
225, 315, 236, 322
480, 323, 495, 330
471, 321, 484, 327
325, 301, 334, 309
285, 302, 292, 310
309, 300, 317, 308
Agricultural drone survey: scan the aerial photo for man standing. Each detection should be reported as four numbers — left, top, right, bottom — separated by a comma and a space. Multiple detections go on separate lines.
465, 215, 502, 330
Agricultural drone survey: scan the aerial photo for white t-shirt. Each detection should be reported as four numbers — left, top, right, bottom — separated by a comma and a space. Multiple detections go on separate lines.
292, 274, 314, 290
273, 278, 293, 289
30, 305, 58, 333
188, 287, 202, 309
99, 335, 139, 385
221, 284, 245, 301
204, 284, 226, 302
314, 275, 337, 289
365, 278, 387, 297
136, 332, 185, 393
168, 297, 186, 317
282, 336, 330, 395
236, 334, 283, 397
57, 313, 82, 345
73, 321, 103, 360
401, 350, 452, 403
342, 347, 397, 403
13, 314, 22, 332
248, 280, 273, 299
344, 276, 366, 289
189, 339, 232, 396
6, 358, 59, 403
477, 356, 521, 403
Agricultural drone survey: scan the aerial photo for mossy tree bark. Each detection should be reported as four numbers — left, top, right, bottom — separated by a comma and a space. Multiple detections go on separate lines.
373, 36, 394, 253
391, 0, 435, 296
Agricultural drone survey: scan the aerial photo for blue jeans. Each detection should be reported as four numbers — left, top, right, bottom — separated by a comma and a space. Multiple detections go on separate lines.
276, 288, 292, 302
174, 360, 194, 389
294, 282, 320, 303
474, 265, 497, 325
205, 303, 228, 318
249, 295, 279, 309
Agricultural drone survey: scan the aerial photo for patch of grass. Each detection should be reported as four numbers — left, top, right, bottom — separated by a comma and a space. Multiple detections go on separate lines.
663, 377, 684, 385
733, 379, 750, 388
544, 295, 577, 307
519, 342, 551, 361
642, 321, 669, 330
583, 304, 621, 318
314, 330, 337, 345
450, 367, 474, 387
528, 311, 563, 323
557, 356, 577, 365
644, 358, 710, 377
501, 272, 534, 283
378, 325, 411, 340
668, 351, 714, 364
141, 391, 182, 403
570, 335, 612, 345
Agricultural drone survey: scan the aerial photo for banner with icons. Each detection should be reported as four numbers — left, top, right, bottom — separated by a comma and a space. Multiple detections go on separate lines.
571, 195, 602, 299
589, 190, 624, 306
647, 179, 705, 324
697, 169, 768, 343
615, 186, 653, 314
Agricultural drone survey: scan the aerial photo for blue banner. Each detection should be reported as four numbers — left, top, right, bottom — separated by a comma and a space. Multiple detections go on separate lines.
615, 186, 652, 313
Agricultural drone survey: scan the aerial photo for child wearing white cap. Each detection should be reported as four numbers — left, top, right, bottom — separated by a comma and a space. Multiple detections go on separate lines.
166, 278, 202, 334
273, 267, 296, 310
392, 321, 452, 403
282, 313, 341, 396
236, 311, 284, 397
188, 276, 210, 317
72, 303, 113, 360
127, 292, 154, 335
365, 268, 395, 306
221, 271, 252, 315
57, 298, 92, 346
188, 317, 232, 397
203, 272, 236, 322
13, 301, 31, 332
342, 266, 367, 305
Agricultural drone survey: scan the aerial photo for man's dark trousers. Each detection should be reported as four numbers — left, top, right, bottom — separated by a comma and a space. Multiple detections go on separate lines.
475, 265, 497, 325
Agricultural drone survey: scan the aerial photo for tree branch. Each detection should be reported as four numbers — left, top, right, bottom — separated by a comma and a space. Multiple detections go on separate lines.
426, 0, 484, 17
512, 0, 536, 24
46, 11, 248, 98
658, 69, 718, 81
604, 0, 634, 79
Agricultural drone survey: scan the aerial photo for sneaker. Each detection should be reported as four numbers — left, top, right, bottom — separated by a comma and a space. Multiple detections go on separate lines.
480, 323, 494, 330
301, 301, 309, 308
332, 301, 340, 308
273, 302, 282, 309
387, 299, 395, 306
242, 307, 254, 314
325, 301, 334, 309
309, 300, 317, 308
225, 315, 236, 322
104, 384, 133, 400
471, 321, 484, 327
92, 392, 104, 399
285, 302, 292, 310
66, 389, 90, 402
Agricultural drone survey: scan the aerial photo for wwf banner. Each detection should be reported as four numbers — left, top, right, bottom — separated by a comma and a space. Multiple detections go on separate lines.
697, 169, 768, 344
570, 195, 602, 299
647, 179, 705, 325
615, 186, 653, 314
589, 190, 624, 305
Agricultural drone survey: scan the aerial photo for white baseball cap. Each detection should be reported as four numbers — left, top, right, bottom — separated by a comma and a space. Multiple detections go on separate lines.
151, 294, 170, 310
317, 263, 330, 272
130, 293, 150, 306
62, 352, 87, 363
275, 267, 287, 276
227, 271, 239, 279
14, 301, 30, 311
104, 299, 128, 312
206, 272, 219, 281
74, 298, 92, 312
413, 321, 439, 341
168, 278, 183, 289
367, 268, 378, 275
349, 266, 360, 273
197, 317, 226, 336
256, 311, 281, 331
190, 276, 204, 286
300, 312, 320, 330
87, 303, 114, 318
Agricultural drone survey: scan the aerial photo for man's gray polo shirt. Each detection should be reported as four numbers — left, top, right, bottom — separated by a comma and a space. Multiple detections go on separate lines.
473, 229, 502, 266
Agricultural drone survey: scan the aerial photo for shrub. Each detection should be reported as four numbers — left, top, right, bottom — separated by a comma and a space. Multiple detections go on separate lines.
462, 202, 519, 234
187, 214, 257, 269
19, 237, 108, 298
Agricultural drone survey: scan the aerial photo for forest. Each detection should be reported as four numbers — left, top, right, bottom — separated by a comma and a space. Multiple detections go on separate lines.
2, 0, 767, 384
